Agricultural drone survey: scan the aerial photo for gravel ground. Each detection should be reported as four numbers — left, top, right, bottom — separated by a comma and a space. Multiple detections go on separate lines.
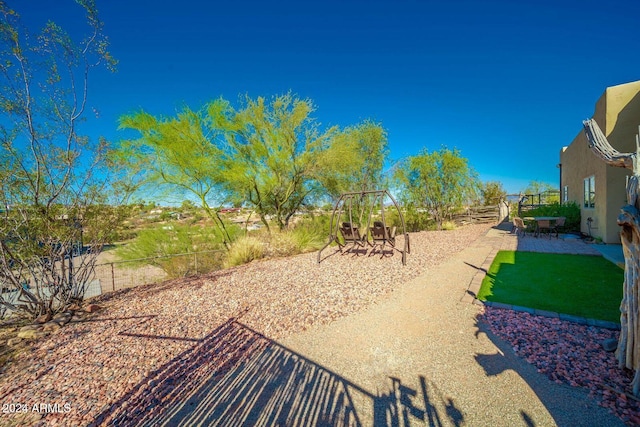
0, 224, 491, 426
480, 306, 640, 426
1, 222, 636, 426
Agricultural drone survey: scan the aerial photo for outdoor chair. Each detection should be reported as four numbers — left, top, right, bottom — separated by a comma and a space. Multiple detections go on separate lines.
513, 217, 530, 237
536, 220, 552, 238
339, 222, 365, 251
369, 220, 396, 252
550, 217, 566, 238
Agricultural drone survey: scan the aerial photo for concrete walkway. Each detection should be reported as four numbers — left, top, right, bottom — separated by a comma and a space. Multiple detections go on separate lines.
278, 224, 624, 426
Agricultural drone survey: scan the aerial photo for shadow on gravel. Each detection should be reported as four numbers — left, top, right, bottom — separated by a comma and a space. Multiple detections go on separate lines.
473, 316, 625, 427
90, 318, 463, 426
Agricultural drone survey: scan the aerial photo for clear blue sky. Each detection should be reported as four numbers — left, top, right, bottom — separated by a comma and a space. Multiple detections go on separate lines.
24, 0, 640, 194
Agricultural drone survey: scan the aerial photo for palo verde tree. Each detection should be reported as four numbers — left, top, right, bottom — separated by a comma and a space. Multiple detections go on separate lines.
116, 107, 233, 247
315, 119, 389, 200
394, 147, 480, 230
0, 0, 118, 320
210, 93, 338, 232
522, 180, 560, 204
115, 93, 389, 234
314, 120, 389, 225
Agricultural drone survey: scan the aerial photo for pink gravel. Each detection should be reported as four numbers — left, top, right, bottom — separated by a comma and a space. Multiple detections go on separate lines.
479, 306, 640, 426
0, 224, 491, 426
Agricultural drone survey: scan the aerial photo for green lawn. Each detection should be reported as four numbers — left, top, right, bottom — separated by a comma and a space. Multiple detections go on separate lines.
477, 251, 623, 323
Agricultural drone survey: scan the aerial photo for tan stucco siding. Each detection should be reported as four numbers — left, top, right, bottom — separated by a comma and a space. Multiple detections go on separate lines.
560, 131, 609, 240
603, 82, 640, 243
560, 81, 640, 244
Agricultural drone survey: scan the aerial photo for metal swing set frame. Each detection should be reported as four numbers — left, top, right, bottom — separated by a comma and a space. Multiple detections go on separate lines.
317, 189, 411, 265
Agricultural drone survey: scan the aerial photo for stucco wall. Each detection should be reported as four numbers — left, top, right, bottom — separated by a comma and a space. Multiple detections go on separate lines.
560, 129, 608, 240
560, 80, 640, 243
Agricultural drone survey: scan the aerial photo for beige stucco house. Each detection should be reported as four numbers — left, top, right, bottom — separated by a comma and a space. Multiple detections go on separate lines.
560, 80, 640, 244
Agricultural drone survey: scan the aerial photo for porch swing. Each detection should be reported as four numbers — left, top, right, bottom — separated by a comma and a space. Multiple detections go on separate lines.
317, 189, 411, 265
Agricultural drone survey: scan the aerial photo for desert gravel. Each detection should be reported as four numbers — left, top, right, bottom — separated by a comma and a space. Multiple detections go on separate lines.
0, 224, 490, 426
480, 306, 640, 426
1, 222, 637, 426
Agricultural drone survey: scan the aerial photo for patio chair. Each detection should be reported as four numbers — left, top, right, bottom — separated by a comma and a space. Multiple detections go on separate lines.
536, 219, 552, 238
550, 217, 566, 238
513, 217, 530, 237
369, 220, 396, 252
339, 222, 365, 251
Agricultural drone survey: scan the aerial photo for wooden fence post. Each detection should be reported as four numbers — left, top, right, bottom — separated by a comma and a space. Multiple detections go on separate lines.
110, 263, 115, 292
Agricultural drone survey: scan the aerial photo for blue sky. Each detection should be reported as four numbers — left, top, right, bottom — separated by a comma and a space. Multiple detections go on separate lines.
23, 0, 640, 194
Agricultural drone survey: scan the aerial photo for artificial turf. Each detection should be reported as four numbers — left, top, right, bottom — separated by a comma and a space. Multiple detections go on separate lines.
477, 250, 624, 323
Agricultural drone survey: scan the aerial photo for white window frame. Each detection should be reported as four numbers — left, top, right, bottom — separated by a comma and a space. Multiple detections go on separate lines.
583, 176, 595, 208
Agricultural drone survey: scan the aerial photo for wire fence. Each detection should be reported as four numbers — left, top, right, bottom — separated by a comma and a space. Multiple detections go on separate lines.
90, 250, 226, 297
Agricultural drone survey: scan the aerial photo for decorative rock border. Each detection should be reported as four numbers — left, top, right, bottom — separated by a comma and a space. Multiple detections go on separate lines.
5, 304, 102, 348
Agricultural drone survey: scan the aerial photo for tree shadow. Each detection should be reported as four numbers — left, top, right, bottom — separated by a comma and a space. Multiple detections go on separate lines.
89, 319, 464, 426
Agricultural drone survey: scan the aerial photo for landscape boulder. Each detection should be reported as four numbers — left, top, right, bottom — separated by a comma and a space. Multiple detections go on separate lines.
84, 304, 102, 313
7, 337, 22, 347
34, 313, 51, 324
602, 338, 618, 352
17, 329, 47, 340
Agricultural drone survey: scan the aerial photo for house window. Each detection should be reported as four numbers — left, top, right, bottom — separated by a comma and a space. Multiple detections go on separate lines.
563, 185, 568, 204
584, 176, 595, 208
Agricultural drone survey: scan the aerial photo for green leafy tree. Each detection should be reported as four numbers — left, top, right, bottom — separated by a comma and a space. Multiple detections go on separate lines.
316, 120, 389, 200
210, 93, 337, 232
114, 93, 389, 234
395, 147, 480, 230
0, 0, 118, 319
482, 181, 507, 206
116, 107, 233, 246
522, 180, 560, 204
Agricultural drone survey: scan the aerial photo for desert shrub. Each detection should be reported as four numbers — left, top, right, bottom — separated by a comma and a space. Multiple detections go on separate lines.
115, 222, 235, 277
365, 208, 433, 232
258, 224, 326, 258
289, 225, 326, 251
393, 207, 435, 232
440, 221, 457, 230
225, 236, 265, 267
264, 232, 298, 257
159, 251, 225, 278
295, 213, 332, 236
116, 223, 227, 260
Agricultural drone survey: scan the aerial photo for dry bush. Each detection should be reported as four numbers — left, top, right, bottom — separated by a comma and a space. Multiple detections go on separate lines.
225, 236, 265, 267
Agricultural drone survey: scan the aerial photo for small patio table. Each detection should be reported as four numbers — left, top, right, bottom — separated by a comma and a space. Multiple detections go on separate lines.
523, 216, 560, 238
